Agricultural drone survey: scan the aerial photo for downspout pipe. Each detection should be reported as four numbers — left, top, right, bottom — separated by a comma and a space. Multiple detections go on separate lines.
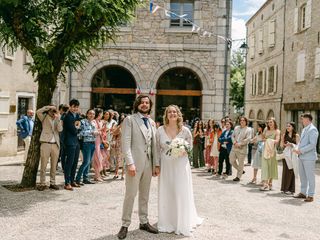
223, 0, 232, 117
68, 67, 72, 101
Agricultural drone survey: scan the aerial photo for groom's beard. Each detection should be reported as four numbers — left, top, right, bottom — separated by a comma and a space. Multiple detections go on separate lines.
138, 109, 149, 114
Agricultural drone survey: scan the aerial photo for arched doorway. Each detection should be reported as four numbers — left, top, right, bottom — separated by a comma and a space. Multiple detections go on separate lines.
91, 65, 136, 113
156, 67, 202, 122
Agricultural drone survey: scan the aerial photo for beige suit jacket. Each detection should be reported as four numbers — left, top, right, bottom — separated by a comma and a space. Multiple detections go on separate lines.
231, 125, 252, 154
36, 106, 63, 148
121, 113, 159, 172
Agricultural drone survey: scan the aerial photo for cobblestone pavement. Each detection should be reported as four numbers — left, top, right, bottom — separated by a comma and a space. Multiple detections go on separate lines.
0, 161, 319, 240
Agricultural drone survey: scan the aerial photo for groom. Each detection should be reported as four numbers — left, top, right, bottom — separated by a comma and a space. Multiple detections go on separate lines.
117, 95, 160, 239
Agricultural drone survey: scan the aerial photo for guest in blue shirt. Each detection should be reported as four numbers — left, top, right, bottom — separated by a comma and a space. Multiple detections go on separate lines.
16, 109, 34, 161
75, 109, 98, 185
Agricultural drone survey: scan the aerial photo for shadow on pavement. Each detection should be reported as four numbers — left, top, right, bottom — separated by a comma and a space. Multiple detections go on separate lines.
266, 192, 293, 198
217, 179, 239, 185
92, 229, 186, 240
0, 181, 62, 217
279, 198, 306, 206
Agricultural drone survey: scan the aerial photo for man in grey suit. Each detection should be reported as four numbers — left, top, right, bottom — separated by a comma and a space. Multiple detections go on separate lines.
117, 95, 160, 239
293, 113, 319, 202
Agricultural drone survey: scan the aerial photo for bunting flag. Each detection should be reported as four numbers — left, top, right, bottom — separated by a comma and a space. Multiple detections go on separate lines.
152, 5, 160, 14
148, 2, 232, 43
136, 85, 142, 95
149, 0, 153, 13
148, 82, 155, 96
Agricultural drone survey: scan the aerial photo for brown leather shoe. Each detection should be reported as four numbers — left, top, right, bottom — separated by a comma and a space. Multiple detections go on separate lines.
71, 182, 81, 188
139, 222, 158, 234
64, 184, 73, 191
37, 185, 46, 191
117, 226, 128, 239
49, 184, 59, 190
293, 193, 306, 199
304, 196, 314, 202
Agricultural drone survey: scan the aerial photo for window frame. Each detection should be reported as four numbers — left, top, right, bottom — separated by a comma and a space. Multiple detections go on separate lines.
170, 0, 194, 28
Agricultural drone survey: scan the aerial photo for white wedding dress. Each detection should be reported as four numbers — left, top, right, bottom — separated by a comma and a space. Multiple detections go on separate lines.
157, 126, 203, 236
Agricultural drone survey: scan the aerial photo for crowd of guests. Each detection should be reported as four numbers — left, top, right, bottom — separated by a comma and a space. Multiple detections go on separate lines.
16, 100, 319, 202
29, 99, 126, 191
185, 113, 318, 202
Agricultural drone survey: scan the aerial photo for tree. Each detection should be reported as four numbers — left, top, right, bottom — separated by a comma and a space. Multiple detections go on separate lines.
229, 49, 245, 114
0, 0, 140, 187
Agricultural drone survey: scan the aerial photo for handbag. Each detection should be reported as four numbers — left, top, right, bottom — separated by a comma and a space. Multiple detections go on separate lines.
100, 141, 109, 149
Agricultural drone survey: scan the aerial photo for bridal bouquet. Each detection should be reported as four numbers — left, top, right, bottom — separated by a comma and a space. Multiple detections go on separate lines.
166, 138, 191, 158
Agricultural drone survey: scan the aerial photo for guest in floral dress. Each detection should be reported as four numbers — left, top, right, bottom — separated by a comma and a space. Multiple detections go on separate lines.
112, 115, 125, 180
75, 109, 98, 185
104, 110, 117, 172
205, 119, 214, 172
92, 108, 105, 182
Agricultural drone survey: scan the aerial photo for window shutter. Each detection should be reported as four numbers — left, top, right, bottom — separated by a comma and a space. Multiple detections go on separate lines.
258, 29, 263, 54
255, 73, 258, 95
294, 8, 299, 33
250, 35, 255, 59
268, 20, 275, 47
273, 65, 278, 93
266, 67, 269, 93
262, 69, 266, 94
297, 52, 306, 82
315, 48, 320, 79
305, 0, 312, 29
251, 73, 254, 95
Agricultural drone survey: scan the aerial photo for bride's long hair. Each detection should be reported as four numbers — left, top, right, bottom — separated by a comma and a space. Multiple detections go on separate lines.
163, 105, 183, 131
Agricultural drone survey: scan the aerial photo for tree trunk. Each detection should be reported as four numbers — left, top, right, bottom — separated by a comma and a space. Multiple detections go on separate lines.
20, 74, 57, 188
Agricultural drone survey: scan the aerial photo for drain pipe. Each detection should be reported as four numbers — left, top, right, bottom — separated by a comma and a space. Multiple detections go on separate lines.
223, 0, 232, 117
68, 67, 72, 101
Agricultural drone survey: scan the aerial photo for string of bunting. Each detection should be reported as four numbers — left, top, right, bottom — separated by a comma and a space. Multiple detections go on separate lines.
136, 0, 233, 95
149, 0, 232, 44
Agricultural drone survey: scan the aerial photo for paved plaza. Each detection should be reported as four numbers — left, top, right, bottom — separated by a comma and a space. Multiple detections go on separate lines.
0, 158, 319, 240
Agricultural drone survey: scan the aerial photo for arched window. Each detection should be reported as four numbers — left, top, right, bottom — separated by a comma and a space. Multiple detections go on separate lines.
267, 109, 275, 120
249, 110, 255, 120
257, 110, 264, 122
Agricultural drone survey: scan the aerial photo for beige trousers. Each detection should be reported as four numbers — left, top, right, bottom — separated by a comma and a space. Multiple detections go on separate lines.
121, 159, 152, 227
229, 150, 246, 179
40, 143, 59, 185
23, 136, 31, 162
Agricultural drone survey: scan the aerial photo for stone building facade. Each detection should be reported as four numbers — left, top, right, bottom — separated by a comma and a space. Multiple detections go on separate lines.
0, 0, 231, 158
282, 0, 320, 141
0, 47, 69, 158
0, 48, 37, 156
245, 0, 320, 152
71, 0, 232, 122
245, 0, 285, 127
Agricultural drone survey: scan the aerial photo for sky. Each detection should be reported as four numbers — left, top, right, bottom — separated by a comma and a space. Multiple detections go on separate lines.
232, 0, 266, 49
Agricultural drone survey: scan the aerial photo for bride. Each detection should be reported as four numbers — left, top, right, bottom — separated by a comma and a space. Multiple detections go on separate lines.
157, 105, 203, 236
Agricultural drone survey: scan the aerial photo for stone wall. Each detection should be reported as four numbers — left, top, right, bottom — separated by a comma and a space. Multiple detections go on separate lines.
72, 0, 231, 122
244, 0, 285, 127
0, 49, 37, 157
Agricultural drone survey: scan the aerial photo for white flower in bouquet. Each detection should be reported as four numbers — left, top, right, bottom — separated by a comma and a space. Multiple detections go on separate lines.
166, 137, 191, 158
